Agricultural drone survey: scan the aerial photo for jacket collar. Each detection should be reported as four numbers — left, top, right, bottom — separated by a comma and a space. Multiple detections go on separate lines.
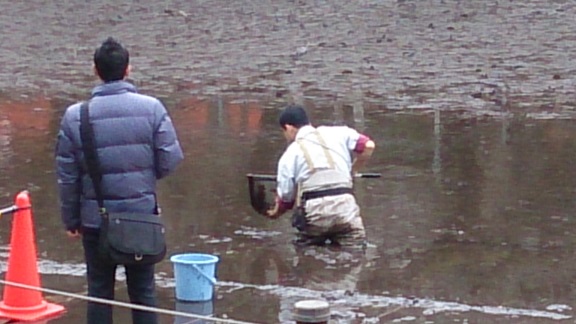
294, 125, 316, 140
91, 80, 137, 97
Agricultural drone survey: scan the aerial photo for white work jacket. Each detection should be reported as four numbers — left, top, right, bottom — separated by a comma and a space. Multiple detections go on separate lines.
275, 125, 361, 203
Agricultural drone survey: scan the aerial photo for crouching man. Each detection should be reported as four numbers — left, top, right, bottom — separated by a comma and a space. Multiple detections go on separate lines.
266, 105, 375, 248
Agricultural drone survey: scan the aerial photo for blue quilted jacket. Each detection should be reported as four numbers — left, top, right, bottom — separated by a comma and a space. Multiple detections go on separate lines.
56, 81, 184, 230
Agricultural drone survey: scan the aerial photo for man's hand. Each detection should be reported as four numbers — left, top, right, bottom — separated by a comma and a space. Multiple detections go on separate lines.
265, 196, 293, 219
352, 140, 375, 175
66, 230, 81, 238
266, 204, 281, 219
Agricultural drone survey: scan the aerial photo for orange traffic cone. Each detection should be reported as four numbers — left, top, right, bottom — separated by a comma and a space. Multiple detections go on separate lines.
0, 191, 65, 321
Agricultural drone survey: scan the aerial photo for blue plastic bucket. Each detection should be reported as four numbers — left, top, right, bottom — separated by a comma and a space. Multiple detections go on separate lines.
170, 253, 219, 301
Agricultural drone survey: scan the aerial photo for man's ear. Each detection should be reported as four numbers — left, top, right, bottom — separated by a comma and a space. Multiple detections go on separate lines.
125, 64, 132, 79
286, 125, 298, 139
93, 65, 99, 78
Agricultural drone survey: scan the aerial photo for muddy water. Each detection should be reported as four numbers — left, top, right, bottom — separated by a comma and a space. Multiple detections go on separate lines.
0, 96, 575, 323
1, 0, 576, 323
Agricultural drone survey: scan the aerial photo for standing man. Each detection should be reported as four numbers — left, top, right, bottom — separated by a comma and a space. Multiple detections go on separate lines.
55, 37, 184, 324
266, 105, 375, 248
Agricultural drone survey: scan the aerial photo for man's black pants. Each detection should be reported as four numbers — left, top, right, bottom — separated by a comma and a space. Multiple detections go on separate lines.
82, 230, 158, 324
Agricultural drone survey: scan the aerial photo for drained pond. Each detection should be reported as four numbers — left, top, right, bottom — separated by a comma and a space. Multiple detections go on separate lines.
1, 1, 576, 323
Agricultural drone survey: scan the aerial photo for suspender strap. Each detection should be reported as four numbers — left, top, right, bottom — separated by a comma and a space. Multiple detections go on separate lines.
296, 130, 335, 172
296, 140, 315, 171
314, 131, 335, 168
294, 141, 309, 207
295, 130, 338, 207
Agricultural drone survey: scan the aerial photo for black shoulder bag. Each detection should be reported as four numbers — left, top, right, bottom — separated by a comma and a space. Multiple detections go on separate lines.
79, 101, 167, 266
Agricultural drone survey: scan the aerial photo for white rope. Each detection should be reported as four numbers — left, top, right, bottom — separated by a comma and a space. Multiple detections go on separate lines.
0, 279, 259, 324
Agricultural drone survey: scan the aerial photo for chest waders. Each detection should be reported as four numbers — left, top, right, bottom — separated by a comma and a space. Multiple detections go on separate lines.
291, 131, 353, 231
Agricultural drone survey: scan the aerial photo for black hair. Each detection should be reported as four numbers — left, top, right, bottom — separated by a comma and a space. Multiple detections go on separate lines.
278, 105, 310, 129
93, 37, 129, 82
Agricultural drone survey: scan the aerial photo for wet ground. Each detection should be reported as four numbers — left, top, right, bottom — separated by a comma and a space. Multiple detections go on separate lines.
2, 0, 576, 323
4, 101, 576, 324
2, 0, 576, 115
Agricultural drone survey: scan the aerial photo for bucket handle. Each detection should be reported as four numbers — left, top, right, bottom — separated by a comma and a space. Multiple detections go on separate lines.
192, 264, 217, 286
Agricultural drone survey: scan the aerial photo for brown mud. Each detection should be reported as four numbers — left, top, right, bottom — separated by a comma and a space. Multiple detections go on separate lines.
1, 1, 575, 116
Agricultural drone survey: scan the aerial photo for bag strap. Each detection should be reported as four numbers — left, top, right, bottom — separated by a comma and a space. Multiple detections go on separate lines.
79, 101, 107, 216
79, 101, 160, 216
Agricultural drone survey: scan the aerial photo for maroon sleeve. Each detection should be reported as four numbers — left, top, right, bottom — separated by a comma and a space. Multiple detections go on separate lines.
353, 134, 371, 153
276, 196, 295, 214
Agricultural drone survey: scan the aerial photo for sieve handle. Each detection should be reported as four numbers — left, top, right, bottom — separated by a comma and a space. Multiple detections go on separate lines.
246, 173, 277, 181
246, 173, 381, 181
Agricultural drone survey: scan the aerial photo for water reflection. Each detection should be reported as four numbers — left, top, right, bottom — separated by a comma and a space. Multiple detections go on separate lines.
245, 245, 372, 323
171, 96, 263, 137
0, 94, 55, 200
174, 300, 213, 324
433, 106, 442, 183
0, 117, 13, 199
